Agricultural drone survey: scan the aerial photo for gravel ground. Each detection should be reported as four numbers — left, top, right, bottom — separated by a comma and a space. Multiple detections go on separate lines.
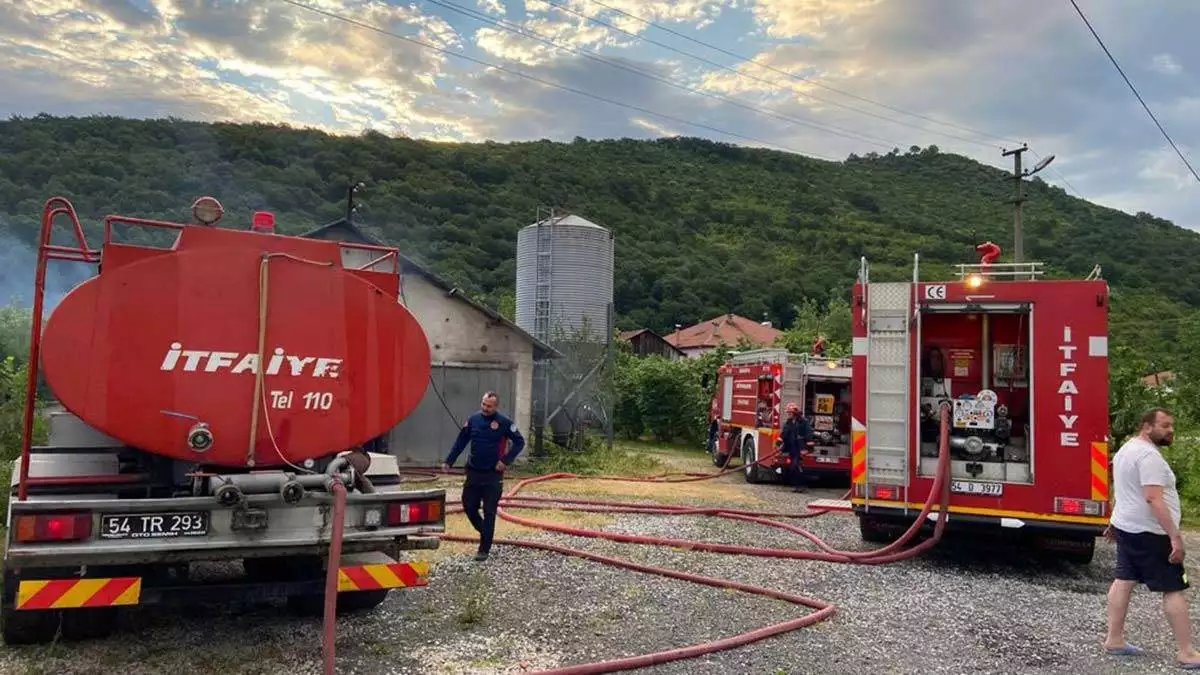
2, 465, 1200, 675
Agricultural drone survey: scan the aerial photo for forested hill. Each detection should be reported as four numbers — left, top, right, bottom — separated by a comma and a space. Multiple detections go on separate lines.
1, 114, 1198, 358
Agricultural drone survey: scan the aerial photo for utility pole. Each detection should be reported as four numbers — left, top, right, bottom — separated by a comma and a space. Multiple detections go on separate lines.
1000, 144, 1055, 276
1002, 143, 1029, 264
346, 181, 365, 222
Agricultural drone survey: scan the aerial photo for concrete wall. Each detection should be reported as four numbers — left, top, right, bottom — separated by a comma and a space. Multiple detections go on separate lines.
339, 247, 535, 462
396, 270, 535, 435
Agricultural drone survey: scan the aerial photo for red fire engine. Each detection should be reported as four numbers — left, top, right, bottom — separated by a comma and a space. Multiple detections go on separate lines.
850, 245, 1110, 563
708, 349, 853, 484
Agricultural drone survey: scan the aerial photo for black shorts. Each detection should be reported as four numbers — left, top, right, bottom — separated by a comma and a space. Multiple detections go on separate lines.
1113, 527, 1189, 593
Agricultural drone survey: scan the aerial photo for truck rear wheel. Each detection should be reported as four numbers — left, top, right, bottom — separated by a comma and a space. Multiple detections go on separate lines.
286, 589, 391, 615
858, 515, 898, 544
336, 589, 390, 613
741, 437, 762, 484
708, 423, 727, 467
1037, 534, 1097, 565
60, 607, 118, 641
2, 608, 60, 645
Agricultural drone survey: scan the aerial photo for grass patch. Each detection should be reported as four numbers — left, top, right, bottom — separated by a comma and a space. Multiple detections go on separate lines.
454, 571, 489, 628
523, 437, 667, 478
520, 476, 763, 507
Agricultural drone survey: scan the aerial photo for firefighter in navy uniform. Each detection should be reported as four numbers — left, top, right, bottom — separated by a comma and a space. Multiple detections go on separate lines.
781, 402, 813, 493
442, 391, 526, 562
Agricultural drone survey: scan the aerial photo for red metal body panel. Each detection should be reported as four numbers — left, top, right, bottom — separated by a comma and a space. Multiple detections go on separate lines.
34, 205, 430, 469
852, 275, 1110, 528
710, 363, 785, 467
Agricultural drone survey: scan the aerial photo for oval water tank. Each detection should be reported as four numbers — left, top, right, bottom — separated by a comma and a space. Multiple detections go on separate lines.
515, 214, 615, 343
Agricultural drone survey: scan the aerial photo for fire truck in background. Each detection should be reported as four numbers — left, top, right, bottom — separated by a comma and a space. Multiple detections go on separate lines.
707, 349, 853, 484
850, 245, 1110, 563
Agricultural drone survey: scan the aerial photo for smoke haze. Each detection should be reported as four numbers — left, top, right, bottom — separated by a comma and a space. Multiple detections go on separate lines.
0, 229, 97, 313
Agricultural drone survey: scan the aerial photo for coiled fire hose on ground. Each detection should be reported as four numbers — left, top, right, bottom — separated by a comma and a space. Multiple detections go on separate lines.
428, 403, 954, 675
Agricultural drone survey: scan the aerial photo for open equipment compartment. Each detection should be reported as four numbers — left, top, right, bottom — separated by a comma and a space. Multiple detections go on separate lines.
916, 302, 1033, 489
804, 363, 852, 462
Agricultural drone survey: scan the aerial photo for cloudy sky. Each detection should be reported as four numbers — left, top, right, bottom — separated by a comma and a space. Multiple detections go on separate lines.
3, 0, 1198, 229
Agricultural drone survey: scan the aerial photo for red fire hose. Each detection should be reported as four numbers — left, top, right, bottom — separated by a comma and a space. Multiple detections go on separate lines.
432, 404, 954, 675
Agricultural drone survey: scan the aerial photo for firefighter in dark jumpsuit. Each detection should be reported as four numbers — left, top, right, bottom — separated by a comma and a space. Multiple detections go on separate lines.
781, 402, 813, 493
442, 391, 526, 562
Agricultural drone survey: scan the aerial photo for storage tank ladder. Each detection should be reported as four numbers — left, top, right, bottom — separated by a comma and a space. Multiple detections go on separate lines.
532, 221, 554, 432
865, 281, 912, 510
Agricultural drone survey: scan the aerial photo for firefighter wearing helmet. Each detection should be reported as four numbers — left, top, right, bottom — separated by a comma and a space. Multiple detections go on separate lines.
782, 401, 813, 492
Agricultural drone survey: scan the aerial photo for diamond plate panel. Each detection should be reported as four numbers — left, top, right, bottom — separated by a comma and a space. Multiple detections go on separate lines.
869, 338, 907, 367
868, 282, 911, 312
869, 366, 906, 393
870, 424, 907, 449
868, 395, 906, 422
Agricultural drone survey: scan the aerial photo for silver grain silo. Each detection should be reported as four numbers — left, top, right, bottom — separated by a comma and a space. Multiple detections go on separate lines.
515, 211, 615, 452
516, 213, 615, 342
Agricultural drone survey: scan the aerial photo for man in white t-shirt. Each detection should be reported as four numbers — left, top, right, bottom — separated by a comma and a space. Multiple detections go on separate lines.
1103, 408, 1200, 668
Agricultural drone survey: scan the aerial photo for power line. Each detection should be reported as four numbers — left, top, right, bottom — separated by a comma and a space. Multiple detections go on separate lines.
580, 0, 1022, 148
540, 0, 1007, 153
1067, 0, 1200, 184
276, 0, 838, 160
424, 0, 901, 150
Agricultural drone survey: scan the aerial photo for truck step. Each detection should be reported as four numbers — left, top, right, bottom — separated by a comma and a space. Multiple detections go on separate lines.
807, 499, 853, 512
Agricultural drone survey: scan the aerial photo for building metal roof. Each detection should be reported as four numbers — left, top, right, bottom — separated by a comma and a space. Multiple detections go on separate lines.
301, 218, 560, 359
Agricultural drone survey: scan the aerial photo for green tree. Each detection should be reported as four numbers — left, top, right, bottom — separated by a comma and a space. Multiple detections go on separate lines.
777, 296, 852, 357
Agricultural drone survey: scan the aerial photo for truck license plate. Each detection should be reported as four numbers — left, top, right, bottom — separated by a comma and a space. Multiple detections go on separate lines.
100, 512, 210, 540
950, 480, 1003, 497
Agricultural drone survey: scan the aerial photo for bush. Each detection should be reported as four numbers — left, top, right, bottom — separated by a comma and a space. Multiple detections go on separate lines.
0, 356, 46, 462
608, 345, 732, 445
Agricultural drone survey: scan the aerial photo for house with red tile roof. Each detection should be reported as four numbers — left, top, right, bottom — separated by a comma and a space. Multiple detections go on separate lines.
662, 313, 784, 359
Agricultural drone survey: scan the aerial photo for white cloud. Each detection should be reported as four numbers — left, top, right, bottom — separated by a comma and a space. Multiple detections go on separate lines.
0, 0, 481, 139
477, 0, 506, 16
750, 0, 881, 38
1151, 53, 1183, 76
1, 0, 1199, 231
1138, 146, 1198, 192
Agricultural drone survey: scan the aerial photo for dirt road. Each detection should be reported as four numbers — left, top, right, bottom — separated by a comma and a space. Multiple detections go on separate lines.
1, 447, 1197, 674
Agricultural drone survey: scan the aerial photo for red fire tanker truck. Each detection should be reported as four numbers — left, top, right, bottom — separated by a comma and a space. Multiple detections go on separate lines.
708, 349, 852, 484
850, 246, 1110, 563
2, 197, 446, 644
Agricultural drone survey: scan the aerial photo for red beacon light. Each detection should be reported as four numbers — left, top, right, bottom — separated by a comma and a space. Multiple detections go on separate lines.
191, 196, 224, 226
252, 211, 276, 234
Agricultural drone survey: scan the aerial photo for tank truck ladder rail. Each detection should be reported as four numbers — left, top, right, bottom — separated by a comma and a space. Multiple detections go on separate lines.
860, 259, 912, 514
17, 199, 103, 502
954, 261, 1045, 280
530, 214, 554, 451
101, 213, 404, 274
727, 348, 790, 366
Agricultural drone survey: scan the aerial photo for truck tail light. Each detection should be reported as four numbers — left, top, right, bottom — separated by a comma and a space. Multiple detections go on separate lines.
387, 500, 443, 526
871, 485, 901, 501
14, 513, 93, 543
1054, 497, 1106, 517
